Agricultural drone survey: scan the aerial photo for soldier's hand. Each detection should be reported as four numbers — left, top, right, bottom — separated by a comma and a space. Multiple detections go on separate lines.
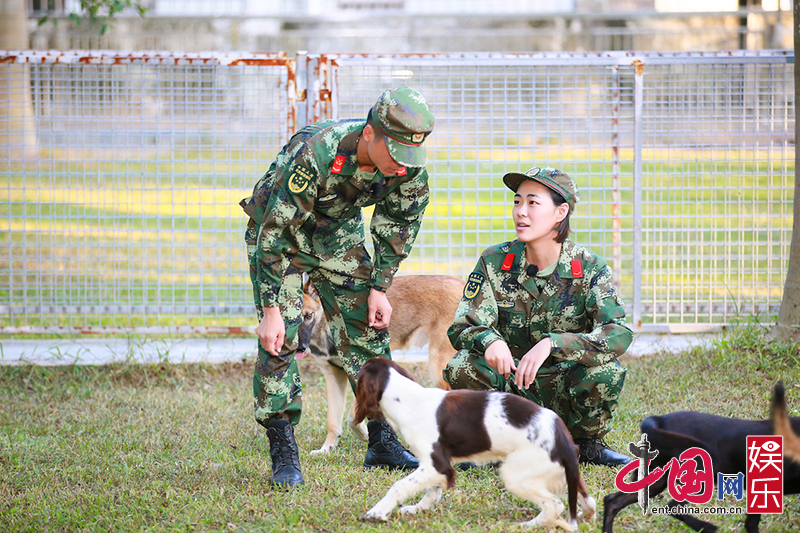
257, 306, 285, 356
485, 339, 516, 378
368, 288, 392, 328
517, 338, 551, 390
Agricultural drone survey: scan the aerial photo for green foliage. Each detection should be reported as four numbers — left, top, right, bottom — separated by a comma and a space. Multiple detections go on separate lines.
37, 0, 148, 35
710, 314, 800, 371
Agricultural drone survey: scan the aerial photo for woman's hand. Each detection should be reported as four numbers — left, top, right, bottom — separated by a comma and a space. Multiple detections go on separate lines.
485, 339, 516, 378
516, 337, 552, 390
257, 306, 285, 356
368, 288, 393, 329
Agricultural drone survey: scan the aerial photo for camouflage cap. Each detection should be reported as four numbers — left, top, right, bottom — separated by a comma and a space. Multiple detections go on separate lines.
369, 87, 434, 167
503, 167, 580, 213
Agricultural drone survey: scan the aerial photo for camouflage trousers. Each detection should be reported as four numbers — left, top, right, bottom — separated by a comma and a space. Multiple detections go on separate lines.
247, 219, 391, 428
443, 349, 627, 440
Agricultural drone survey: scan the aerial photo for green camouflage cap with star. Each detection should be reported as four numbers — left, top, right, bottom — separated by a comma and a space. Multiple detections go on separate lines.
369, 87, 435, 167
502, 167, 580, 213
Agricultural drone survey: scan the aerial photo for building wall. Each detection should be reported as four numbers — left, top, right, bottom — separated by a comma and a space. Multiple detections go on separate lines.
28, 9, 792, 53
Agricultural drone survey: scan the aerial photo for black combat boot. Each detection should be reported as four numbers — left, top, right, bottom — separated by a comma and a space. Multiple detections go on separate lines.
266, 419, 304, 487
363, 419, 419, 471
575, 438, 632, 467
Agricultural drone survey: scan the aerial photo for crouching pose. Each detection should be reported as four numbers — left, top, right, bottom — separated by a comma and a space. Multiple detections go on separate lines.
444, 167, 633, 466
355, 357, 596, 530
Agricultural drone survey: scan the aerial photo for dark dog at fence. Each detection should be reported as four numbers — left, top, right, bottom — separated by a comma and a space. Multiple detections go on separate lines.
297, 275, 465, 454
603, 381, 800, 533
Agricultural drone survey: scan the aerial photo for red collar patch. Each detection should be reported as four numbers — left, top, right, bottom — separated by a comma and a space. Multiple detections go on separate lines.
501, 253, 514, 271
396, 166, 407, 176
331, 155, 346, 175
571, 260, 583, 278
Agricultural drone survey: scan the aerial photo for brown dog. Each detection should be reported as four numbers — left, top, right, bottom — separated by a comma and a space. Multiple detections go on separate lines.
354, 357, 596, 528
297, 275, 465, 454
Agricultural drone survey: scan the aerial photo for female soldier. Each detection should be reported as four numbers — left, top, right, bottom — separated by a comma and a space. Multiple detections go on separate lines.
444, 167, 632, 466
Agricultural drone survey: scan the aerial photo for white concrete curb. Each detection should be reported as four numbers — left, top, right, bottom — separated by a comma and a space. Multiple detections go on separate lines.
0, 333, 717, 366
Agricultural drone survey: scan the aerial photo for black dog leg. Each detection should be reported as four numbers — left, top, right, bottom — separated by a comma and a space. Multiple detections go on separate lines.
666, 499, 718, 532
743, 513, 761, 533
602, 476, 670, 533
602, 491, 639, 533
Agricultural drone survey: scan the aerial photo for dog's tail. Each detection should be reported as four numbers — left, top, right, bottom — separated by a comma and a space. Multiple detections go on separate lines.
772, 380, 800, 464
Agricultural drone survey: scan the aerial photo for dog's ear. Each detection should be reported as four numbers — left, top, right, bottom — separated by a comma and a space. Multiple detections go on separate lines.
354, 363, 384, 424
772, 380, 786, 414
771, 380, 800, 463
303, 276, 320, 302
391, 360, 418, 383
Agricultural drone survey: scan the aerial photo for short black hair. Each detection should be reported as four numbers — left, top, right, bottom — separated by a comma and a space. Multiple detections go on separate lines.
365, 112, 385, 141
547, 189, 571, 243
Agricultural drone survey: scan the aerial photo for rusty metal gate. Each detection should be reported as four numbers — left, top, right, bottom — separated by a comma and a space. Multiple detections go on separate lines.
0, 51, 297, 333
0, 50, 794, 333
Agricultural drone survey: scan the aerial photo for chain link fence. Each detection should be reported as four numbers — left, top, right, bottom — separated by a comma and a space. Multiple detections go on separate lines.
0, 50, 794, 333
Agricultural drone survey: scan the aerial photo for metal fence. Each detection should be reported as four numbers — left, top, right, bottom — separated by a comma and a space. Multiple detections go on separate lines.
0, 50, 794, 333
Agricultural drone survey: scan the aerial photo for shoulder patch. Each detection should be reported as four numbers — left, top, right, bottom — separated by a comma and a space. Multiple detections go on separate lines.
331, 155, 346, 175
463, 272, 485, 300
571, 260, 584, 278
288, 165, 314, 194
501, 253, 514, 271
484, 241, 516, 259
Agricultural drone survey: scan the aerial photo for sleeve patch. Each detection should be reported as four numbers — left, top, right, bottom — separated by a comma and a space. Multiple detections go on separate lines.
288, 165, 314, 194
463, 272, 485, 300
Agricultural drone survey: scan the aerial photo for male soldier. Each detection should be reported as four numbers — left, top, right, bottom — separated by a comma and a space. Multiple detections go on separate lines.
443, 167, 633, 467
240, 87, 434, 486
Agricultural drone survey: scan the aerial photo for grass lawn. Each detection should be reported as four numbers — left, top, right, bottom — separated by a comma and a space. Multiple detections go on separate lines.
1, 324, 799, 532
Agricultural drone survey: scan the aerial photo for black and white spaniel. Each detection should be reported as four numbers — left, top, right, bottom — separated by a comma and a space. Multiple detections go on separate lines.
354, 357, 595, 530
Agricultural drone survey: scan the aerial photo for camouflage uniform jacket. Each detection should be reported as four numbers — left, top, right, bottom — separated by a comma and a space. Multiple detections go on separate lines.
240, 119, 430, 309
448, 239, 632, 367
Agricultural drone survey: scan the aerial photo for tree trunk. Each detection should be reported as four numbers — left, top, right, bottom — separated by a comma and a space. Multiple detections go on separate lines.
0, 0, 39, 160
771, 0, 800, 341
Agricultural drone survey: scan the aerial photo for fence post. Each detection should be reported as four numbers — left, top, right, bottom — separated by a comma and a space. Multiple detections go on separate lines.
611, 64, 622, 293
305, 53, 320, 128
284, 56, 299, 146
325, 55, 338, 120
296, 50, 308, 129
632, 58, 644, 331
303, 54, 336, 124
310, 54, 335, 122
